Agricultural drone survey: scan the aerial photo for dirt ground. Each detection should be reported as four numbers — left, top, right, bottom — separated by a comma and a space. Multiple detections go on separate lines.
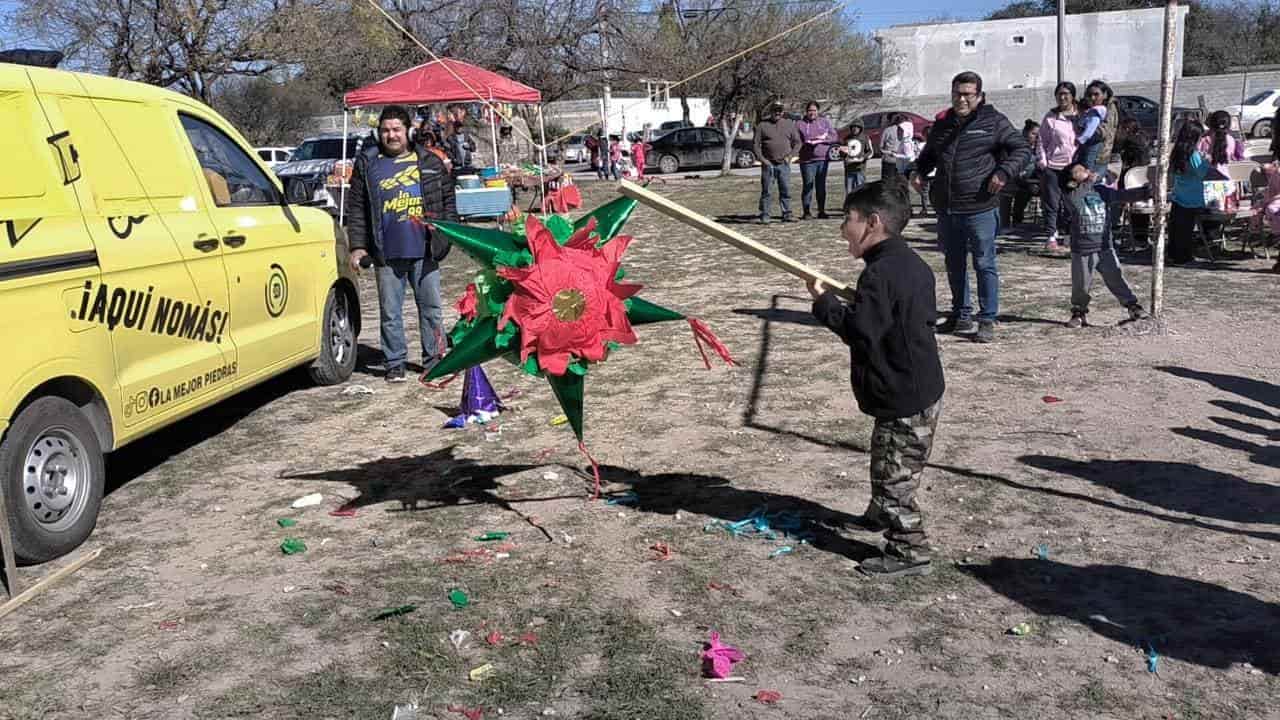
2, 172, 1277, 720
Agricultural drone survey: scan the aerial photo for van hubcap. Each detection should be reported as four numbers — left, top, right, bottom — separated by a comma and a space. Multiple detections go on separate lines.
329, 294, 352, 364
23, 429, 90, 531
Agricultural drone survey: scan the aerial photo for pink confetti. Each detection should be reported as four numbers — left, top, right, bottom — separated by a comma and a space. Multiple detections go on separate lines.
701, 630, 745, 678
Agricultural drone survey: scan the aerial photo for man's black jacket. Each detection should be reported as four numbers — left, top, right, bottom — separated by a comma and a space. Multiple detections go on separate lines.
812, 237, 945, 419
916, 103, 1030, 215
344, 144, 457, 264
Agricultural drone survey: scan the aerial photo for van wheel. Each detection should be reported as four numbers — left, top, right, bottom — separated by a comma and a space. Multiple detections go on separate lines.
1, 396, 104, 564
309, 286, 356, 385
658, 155, 680, 174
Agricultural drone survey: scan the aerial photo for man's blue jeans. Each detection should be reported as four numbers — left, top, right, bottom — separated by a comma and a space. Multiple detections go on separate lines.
938, 208, 1000, 322
800, 159, 830, 214
759, 162, 792, 220
375, 257, 444, 370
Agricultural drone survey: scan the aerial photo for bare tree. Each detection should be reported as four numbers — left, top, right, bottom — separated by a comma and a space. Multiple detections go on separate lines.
621, 1, 877, 175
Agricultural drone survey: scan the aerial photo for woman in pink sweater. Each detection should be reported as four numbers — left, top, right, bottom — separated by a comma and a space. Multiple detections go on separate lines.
1198, 110, 1246, 176
1038, 81, 1079, 253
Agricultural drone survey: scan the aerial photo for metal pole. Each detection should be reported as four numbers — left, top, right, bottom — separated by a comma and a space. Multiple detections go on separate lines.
489, 91, 499, 169
1057, 0, 1065, 84
600, 1, 612, 180
538, 104, 549, 215
1151, 0, 1179, 317
339, 109, 349, 225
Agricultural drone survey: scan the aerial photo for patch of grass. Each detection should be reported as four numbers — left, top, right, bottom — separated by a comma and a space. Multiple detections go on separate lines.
134, 654, 217, 692
987, 652, 1010, 670
1070, 678, 1137, 714
0, 673, 65, 720
581, 609, 707, 720
199, 662, 387, 720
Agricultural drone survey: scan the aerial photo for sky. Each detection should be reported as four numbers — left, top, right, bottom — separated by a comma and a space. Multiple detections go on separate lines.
850, 0, 1021, 32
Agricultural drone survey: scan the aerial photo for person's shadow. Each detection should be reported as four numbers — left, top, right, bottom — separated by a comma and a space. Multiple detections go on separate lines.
965, 558, 1279, 675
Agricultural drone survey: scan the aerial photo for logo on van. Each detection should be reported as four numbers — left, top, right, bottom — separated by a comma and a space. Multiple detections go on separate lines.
266, 264, 288, 317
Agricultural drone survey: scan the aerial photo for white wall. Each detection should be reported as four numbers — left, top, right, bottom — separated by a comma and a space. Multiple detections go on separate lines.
877, 7, 1189, 97
543, 96, 712, 136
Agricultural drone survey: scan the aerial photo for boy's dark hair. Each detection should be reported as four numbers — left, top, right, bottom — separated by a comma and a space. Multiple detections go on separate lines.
952, 71, 983, 94
378, 105, 413, 128
806, 100, 820, 111
1085, 79, 1113, 103
1060, 161, 1089, 192
843, 179, 910, 235
1023, 119, 1039, 136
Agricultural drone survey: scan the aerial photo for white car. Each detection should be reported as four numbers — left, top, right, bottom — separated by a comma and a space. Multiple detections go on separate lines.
1222, 89, 1280, 138
255, 146, 295, 168
562, 136, 588, 163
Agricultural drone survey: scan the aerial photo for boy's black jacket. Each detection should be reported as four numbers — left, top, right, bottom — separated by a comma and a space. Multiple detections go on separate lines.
812, 236, 945, 418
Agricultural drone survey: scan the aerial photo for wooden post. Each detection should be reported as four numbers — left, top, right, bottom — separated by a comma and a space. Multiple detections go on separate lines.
618, 181, 855, 300
1150, 0, 1180, 317
0, 487, 20, 599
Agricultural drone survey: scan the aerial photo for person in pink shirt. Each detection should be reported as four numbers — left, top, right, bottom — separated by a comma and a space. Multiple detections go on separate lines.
1037, 81, 1080, 253
1198, 110, 1246, 176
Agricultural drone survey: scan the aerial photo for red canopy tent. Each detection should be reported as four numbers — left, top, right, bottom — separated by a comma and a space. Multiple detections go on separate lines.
343, 58, 541, 107
337, 58, 551, 221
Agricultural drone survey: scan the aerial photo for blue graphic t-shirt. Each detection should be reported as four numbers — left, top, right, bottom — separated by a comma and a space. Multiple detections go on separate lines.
370, 153, 427, 260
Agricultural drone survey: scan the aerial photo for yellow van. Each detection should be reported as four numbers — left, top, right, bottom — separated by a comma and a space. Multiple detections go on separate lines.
0, 62, 361, 563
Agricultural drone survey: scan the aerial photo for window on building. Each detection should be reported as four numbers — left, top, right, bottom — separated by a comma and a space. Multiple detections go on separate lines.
963, 39, 976, 48
1011, 35, 1025, 45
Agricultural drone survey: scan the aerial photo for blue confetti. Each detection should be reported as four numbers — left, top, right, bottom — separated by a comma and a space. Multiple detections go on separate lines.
769, 545, 794, 559
1147, 644, 1159, 674
606, 490, 639, 506
1035, 543, 1050, 560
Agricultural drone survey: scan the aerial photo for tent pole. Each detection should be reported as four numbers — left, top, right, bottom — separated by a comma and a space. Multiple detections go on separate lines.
489, 90, 499, 170
538, 104, 549, 215
339, 109, 349, 225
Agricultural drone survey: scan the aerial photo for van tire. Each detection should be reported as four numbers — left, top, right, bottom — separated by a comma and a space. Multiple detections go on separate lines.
309, 285, 356, 386
1, 396, 104, 564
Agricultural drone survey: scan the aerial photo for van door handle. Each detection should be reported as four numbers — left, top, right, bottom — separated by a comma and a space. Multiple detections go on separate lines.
223, 234, 247, 248
193, 237, 220, 252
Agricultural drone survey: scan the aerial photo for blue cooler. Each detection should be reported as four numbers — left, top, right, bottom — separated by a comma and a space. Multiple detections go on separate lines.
456, 187, 512, 218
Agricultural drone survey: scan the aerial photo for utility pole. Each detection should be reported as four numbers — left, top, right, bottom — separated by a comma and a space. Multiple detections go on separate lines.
600, 0, 612, 176
1151, 0, 1179, 318
1056, 0, 1065, 84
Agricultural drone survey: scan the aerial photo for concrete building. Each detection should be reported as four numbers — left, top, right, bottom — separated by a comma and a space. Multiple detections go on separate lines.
543, 91, 712, 137
876, 7, 1190, 97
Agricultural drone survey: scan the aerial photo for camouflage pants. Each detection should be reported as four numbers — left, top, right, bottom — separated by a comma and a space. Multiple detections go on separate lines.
867, 399, 942, 562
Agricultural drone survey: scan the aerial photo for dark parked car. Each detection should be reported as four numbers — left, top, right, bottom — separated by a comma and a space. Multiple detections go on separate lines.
644, 127, 756, 173
830, 111, 933, 161
1115, 95, 1197, 139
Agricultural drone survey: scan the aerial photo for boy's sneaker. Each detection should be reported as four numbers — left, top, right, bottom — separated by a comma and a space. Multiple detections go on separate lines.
385, 365, 407, 383
1126, 304, 1150, 321
936, 316, 977, 335
1066, 313, 1085, 329
781, 214, 795, 223
974, 320, 995, 343
858, 554, 932, 578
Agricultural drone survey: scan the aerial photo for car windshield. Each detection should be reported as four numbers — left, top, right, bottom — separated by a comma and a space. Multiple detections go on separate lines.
567, 136, 585, 146
1244, 91, 1273, 106
290, 139, 353, 161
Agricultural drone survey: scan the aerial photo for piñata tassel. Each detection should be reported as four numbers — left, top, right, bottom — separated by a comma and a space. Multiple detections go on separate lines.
420, 371, 460, 390
687, 318, 737, 369
578, 441, 603, 499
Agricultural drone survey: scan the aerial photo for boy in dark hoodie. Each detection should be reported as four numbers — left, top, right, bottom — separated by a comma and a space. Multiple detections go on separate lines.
808, 180, 946, 577
1059, 162, 1151, 327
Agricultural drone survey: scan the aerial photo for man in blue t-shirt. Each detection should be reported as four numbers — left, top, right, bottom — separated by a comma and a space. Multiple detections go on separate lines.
346, 105, 457, 383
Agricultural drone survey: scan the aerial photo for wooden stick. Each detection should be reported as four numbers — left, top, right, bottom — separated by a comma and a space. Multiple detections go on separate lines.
0, 487, 20, 599
618, 180, 856, 301
0, 547, 101, 621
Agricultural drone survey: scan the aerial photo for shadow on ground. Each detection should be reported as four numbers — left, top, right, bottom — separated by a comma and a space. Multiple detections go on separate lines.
931, 462, 1280, 544
1019, 455, 1279, 525
965, 558, 1279, 675
282, 447, 880, 562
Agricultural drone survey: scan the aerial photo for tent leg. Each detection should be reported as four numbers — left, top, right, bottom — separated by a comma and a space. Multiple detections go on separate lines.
489, 91, 499, 171
538, 105, 549, 216
339, 110, 349, 226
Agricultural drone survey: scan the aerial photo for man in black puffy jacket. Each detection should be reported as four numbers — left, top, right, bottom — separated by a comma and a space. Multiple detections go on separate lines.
346, 105, 457, 383
913, 71, 1030, 344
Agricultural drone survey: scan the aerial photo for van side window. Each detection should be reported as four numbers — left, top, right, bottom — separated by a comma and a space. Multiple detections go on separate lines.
179, 115, 278, 207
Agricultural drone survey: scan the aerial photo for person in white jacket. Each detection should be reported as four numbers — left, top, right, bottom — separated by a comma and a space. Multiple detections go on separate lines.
880, 114, 917, 180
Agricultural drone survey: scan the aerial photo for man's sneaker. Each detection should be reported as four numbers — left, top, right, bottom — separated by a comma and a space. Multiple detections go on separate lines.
1066, 313, 1085, 329
385, 365, 407, 383
781, 215, 795, 223
1045, 240, 1062, 253
1126, 304, 1150, 321
936, 317, 977, 335
801, 211, 813, 220
974, 320, 995, 343
857, 554, 932, 578
817, 211, 831, 219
